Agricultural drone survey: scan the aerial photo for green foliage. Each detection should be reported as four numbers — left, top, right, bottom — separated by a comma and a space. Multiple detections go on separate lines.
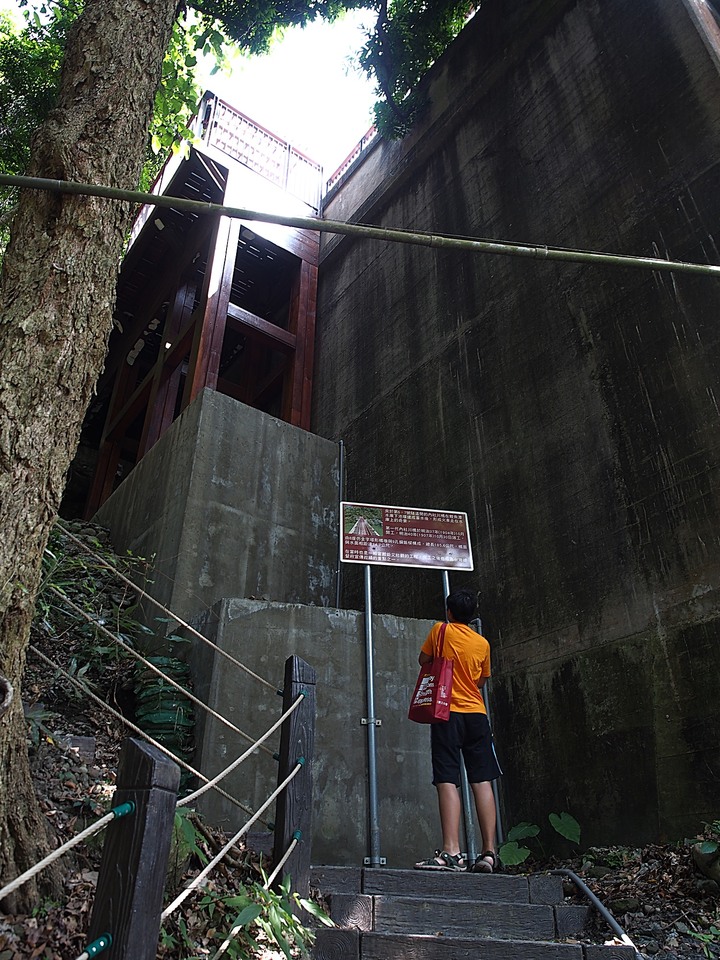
506, 821, 541, 842
0, 2, 69, 256
549, 811, 581, 845
23, 700, 57, 746
498, 812, 581, 867
697, 820, 720, 856
0, 2, 226, 208
687, 923, 720, 959
583, 845, 638, 869
191, 0, 367, 56
497, 840, 531, 866
34, 521, 149, 691
132, 632, 196, 785
173, 807, 209, 866
356, 0, 477, 138
32, 522, 197, 783
162, 872, 332, 958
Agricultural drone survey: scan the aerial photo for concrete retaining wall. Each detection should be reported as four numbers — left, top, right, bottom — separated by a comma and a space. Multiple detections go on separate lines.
189, 600, 444, 868
94, 388, 340, 618
313, 0, 720, 844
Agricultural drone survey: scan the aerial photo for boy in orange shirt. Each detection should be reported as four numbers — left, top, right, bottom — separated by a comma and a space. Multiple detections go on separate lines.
414, 588, 502, 873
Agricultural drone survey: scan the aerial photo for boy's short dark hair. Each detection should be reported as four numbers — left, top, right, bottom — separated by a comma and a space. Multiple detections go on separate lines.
446, 589, 477, 624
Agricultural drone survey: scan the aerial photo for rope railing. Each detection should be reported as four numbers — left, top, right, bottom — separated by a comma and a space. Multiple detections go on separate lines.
29, 645, 258, 819
55, 522, 281, 695
13, 651, 315, 958
178, 693, 305, 808
48, 586, 276, 758
161, 760, 304, 921
263, 831, 300, 890
0, 802, 135, 902
14, 663, 310, 956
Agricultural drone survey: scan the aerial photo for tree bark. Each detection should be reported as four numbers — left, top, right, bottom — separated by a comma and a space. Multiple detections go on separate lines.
0, 0, 177, 910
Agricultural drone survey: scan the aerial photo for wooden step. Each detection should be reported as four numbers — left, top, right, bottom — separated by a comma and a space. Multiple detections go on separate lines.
311, 865, 564, 905
328, 893, 591, 940
313, 929, 638, 960
373, 894, 555, 940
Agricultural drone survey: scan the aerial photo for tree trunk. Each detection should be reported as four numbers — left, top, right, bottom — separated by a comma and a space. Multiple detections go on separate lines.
0, 0, 177, 910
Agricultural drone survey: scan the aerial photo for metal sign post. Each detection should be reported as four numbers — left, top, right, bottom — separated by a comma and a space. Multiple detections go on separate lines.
362, 565, 384, 866
340, 501, 474, 868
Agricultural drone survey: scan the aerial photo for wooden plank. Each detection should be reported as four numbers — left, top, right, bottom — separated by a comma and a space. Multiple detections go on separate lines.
103, 373, 153, 442
272, 656, 317, 905
329, 893, 373, 931
98, 215, 215, 393
84, 439, 121, 519
362, 868, 529, 903
298, 262, 318, 430
361, 933, 584, 960
529, 874, 565, 905
310, 866, 362, 895
311, 927, 359, 960
372, 895, 555, 940
554, 904, 592, 938
138, 280, 195, 457
245, 362, 288, 410
227, 302, 296, 354
185, 214, 239, 404
87, 738, 180, 959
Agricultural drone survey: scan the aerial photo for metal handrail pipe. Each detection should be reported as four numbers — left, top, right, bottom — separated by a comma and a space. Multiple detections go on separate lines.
3, 174, 720, 278
551, 868, 643, 960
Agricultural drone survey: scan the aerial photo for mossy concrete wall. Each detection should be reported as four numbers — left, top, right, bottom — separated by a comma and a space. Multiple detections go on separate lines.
189, 600, 441, 868
314, 0, 720, 844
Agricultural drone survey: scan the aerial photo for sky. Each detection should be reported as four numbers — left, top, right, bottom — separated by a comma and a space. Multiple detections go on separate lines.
0, 0, 379, 177
200, 10, 378, 176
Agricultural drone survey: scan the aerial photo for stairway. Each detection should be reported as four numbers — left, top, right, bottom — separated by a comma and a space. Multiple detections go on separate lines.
309, 866, 637, 960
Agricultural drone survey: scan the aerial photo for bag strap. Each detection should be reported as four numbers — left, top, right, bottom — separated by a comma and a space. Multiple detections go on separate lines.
436, 622, 448, 658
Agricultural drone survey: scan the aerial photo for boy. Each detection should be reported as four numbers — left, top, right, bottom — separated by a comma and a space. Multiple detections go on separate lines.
414, 588, 502, 873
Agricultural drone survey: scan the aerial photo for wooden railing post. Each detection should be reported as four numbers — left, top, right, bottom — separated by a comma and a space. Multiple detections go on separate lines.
88, 738, 180, 959
273, 656, 316, 902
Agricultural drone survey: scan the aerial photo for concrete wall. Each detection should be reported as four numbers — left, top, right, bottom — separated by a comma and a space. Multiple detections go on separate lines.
189, 600, 441, 868
94, 388, 340, 618
313, 0, 720, 844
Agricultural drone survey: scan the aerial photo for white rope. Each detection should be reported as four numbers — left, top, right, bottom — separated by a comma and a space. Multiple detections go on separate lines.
162, 762, 303, 920
178, 693, 304, 808
55, 523, 279, 693
0, 810, 116, 901
49, 587, 275, 757
29, 645, 257, 819
263, 837, 298, 890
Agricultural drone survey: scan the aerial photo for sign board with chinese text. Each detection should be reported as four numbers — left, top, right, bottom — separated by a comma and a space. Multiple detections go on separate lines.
340, 502, 473, 570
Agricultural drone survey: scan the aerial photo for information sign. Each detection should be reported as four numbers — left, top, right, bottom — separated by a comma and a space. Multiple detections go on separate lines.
340, 501, 473, 570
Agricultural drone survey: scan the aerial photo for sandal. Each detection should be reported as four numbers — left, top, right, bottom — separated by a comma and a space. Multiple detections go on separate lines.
472, 850, 498, 874
414, 850, 467, 872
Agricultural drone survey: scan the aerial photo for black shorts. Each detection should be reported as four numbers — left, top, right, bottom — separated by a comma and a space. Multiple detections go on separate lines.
430, 711, 502, 786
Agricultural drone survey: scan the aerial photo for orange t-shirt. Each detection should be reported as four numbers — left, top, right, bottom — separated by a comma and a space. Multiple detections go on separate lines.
420, 621, 491, 713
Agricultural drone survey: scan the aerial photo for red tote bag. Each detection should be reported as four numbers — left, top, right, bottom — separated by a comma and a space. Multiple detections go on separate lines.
408, 623, 453, 723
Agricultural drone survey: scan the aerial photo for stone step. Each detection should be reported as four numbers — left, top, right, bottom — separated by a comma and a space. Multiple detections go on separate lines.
313, 929, 638, 960
311, 865, 565, 905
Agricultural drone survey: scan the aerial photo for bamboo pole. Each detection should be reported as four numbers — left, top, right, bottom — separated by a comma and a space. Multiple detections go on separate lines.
2, 173, 720, 278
